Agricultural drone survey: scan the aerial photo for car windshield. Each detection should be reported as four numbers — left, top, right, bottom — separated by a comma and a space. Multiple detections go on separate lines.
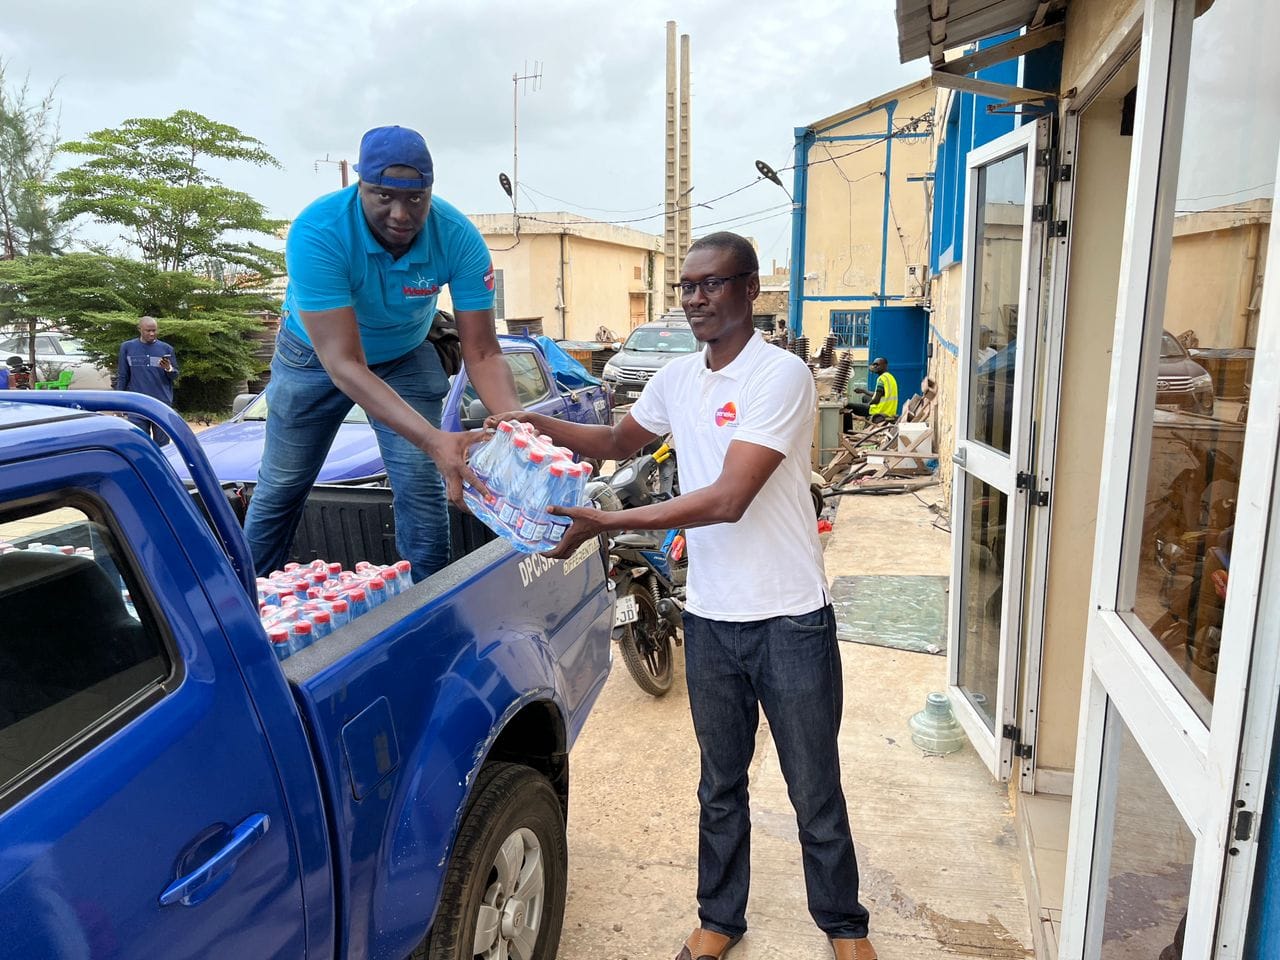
241, 393, 370, 424
623, 328, 697, 354
1160, 332, 1186, 360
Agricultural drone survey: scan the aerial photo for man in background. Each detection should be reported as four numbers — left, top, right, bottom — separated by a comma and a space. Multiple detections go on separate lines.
116, 315, 178, 445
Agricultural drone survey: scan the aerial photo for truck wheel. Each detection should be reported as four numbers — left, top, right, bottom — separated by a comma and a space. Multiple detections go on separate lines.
617, 584, 675, 697
418, 763, 567, 960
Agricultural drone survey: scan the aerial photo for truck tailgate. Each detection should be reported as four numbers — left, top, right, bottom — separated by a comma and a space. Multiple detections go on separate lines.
282, 536, 613, 958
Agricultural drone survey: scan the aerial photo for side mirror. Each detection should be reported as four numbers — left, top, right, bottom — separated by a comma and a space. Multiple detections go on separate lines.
231, 393, 256, 417
461, 397, 490, 430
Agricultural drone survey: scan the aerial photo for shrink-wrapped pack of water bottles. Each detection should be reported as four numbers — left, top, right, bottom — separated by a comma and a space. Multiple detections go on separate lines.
463, 420, 593, 553
257, 559, 412, 661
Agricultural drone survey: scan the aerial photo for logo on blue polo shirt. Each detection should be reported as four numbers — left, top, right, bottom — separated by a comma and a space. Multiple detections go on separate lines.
404, 273, 441, 298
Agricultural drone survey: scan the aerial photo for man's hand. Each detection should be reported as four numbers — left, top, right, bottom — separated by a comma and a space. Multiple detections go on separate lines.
484, 409, 535, 431
425, 429, 491, 508
159, 355, 174, 373
853, 386, 870, 397
543, 505, 611, 560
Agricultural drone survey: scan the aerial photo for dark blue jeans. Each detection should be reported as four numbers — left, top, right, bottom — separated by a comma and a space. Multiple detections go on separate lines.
242, 325, 450, 582
683, 605, 870, 940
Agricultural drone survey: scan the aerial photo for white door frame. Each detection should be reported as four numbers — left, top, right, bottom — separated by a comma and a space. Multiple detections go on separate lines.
948, 117, 1050, 780
1059, 0, 1280, 955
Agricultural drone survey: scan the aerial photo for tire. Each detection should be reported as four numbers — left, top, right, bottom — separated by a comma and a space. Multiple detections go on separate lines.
617, 583, 675, 697
416, 763, 567, 960
811, 484, 825, 519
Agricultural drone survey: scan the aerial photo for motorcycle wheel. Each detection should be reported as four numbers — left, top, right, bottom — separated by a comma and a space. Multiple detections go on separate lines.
617, 584, 675, 697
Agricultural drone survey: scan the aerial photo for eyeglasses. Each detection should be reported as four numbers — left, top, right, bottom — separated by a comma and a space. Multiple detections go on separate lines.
670, 272, 754, 298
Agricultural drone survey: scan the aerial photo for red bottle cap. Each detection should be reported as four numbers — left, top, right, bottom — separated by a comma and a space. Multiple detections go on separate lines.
268, 628, 290, 645
293, 621, 312, 635
314, 611, 331, 625
350, 588, 367, 601
332, 599, 349, 613
369, 577, 386, 590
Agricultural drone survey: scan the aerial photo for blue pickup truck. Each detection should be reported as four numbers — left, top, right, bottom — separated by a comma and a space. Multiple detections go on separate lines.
0, 391, 614, 959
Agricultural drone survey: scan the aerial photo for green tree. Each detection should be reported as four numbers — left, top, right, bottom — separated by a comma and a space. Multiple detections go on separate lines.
0, 59, 65, 260
0, 252, 276, 412
47, 110, 285, 276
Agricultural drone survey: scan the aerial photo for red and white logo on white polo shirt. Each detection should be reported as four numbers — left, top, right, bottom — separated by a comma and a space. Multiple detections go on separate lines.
715, 401, 738, 427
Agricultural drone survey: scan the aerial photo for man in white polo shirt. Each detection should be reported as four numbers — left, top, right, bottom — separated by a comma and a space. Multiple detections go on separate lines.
488, 232, 875, 960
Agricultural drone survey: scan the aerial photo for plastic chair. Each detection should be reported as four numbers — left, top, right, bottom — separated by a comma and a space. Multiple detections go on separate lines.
34, 370, 74, 390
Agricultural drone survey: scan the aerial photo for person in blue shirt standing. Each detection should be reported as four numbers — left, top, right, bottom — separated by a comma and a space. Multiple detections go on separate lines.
116, 315, 178, 446
242, 125, 519, 582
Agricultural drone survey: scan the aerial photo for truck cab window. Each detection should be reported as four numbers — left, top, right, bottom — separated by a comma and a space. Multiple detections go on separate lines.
0, 504, 171, 799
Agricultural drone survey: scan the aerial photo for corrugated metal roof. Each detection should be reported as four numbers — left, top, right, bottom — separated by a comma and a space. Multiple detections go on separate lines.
896, 0, 1064, 65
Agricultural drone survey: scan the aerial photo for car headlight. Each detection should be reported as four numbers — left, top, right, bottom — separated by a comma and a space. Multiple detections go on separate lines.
602, 362, 619, 379
1192, 372, 1213, 391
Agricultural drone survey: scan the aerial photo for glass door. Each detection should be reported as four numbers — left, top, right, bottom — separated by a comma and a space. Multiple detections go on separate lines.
948, 117, 1051, 780
1059, 0, 1280, 956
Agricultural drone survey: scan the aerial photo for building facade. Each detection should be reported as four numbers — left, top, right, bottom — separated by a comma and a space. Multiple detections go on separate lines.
453, 214, 664, 344
787, 80, 937, 363
890, 0, 1279, 956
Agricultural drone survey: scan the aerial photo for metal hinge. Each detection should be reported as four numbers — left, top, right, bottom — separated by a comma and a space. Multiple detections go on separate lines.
1035, 148, 1054, 167
1056, 163, 1073, 182
1002, 724, 1034, 760
1234, 807, 1256, 843
1016, 471, 1051, 507
1048, 219, 1069, 238
1031, 203, 1051, 222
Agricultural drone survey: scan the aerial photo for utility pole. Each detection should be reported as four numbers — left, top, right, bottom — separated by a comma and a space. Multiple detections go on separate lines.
315, 155, 349, 187
511, 61, 543, 237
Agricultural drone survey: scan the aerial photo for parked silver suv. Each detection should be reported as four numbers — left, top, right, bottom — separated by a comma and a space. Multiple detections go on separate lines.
602, 316, 701, 403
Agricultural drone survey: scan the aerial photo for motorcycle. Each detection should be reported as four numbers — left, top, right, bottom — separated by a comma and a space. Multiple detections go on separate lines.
589, 441, 687, 697
5, 355, 33, 390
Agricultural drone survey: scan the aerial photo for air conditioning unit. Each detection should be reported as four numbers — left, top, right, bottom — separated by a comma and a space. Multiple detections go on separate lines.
904, 263, 929, 298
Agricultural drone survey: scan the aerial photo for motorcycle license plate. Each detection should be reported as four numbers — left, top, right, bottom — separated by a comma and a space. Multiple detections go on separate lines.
613, 594, 639, 627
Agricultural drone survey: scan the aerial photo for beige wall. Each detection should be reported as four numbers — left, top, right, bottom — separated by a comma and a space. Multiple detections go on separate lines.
439, 217, 663, 343
1036, 93, 1133, 774
798, 83, 936, 344
1061, 0, 1142, 95
1167, 207, 1270, 349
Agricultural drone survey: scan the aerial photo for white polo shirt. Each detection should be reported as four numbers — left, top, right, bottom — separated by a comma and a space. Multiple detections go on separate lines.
630, 331, 829, 621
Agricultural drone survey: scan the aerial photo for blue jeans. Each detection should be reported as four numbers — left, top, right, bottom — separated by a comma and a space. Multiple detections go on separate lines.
682, 605, 870, 940
243, 325, 450, 582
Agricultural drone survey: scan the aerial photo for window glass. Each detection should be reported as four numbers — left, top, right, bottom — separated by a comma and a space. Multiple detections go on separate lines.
1093, 707, 1193, 957
956, 476, 1007, 732
241, 391, 369, 424
830, 310, 870, 349
1130, 0, 1279, 718
622, 327, 697, 354
461, 351, 550, 409
966, 149, 1026, 454
0, 504, 170, 796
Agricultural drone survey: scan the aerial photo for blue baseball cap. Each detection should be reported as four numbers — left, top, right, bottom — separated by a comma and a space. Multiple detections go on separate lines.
354, 125, 434, 189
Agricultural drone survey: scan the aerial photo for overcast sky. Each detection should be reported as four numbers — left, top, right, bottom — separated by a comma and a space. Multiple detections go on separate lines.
1, 0, 920, 269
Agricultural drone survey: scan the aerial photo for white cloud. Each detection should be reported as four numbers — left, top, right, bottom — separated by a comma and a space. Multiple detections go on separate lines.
1, 0, 922, 265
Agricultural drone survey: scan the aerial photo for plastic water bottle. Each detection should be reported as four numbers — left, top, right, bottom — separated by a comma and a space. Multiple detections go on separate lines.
500, 447, 545, 528
473, 420, 516, 479
381, 566, 401, 597
329, 597, 351, 629
543, 462, 576, 548
346, 587, 370, 620
519, 460, 563, 547
394, 560, 412, 584
290, 618, 314, 652
268, 626, 292, 661
367, 576, 387, 608
495, 437, 533, 526
311, 609, 332, 641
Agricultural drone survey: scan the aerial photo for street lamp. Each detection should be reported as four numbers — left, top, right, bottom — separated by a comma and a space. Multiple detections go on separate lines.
755, 159, 793, 202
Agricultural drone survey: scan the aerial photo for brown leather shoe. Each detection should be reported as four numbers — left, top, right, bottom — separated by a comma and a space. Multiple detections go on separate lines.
830, 937, 878, 960
674, 928, 742, 960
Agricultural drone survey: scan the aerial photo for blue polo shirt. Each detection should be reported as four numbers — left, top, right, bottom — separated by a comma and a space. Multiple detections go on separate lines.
282, 187, 495, 364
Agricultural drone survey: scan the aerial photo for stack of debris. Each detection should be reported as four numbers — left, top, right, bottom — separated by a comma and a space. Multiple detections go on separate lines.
820, 381, 939, 493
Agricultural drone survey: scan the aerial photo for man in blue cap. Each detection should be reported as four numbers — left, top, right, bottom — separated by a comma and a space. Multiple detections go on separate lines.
244, 125, 519, 581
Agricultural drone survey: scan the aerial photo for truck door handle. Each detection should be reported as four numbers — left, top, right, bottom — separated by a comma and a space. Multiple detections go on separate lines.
159, 813, 270, 907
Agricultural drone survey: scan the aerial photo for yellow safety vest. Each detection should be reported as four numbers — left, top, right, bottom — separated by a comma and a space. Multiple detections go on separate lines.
871, 371, 899, 417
